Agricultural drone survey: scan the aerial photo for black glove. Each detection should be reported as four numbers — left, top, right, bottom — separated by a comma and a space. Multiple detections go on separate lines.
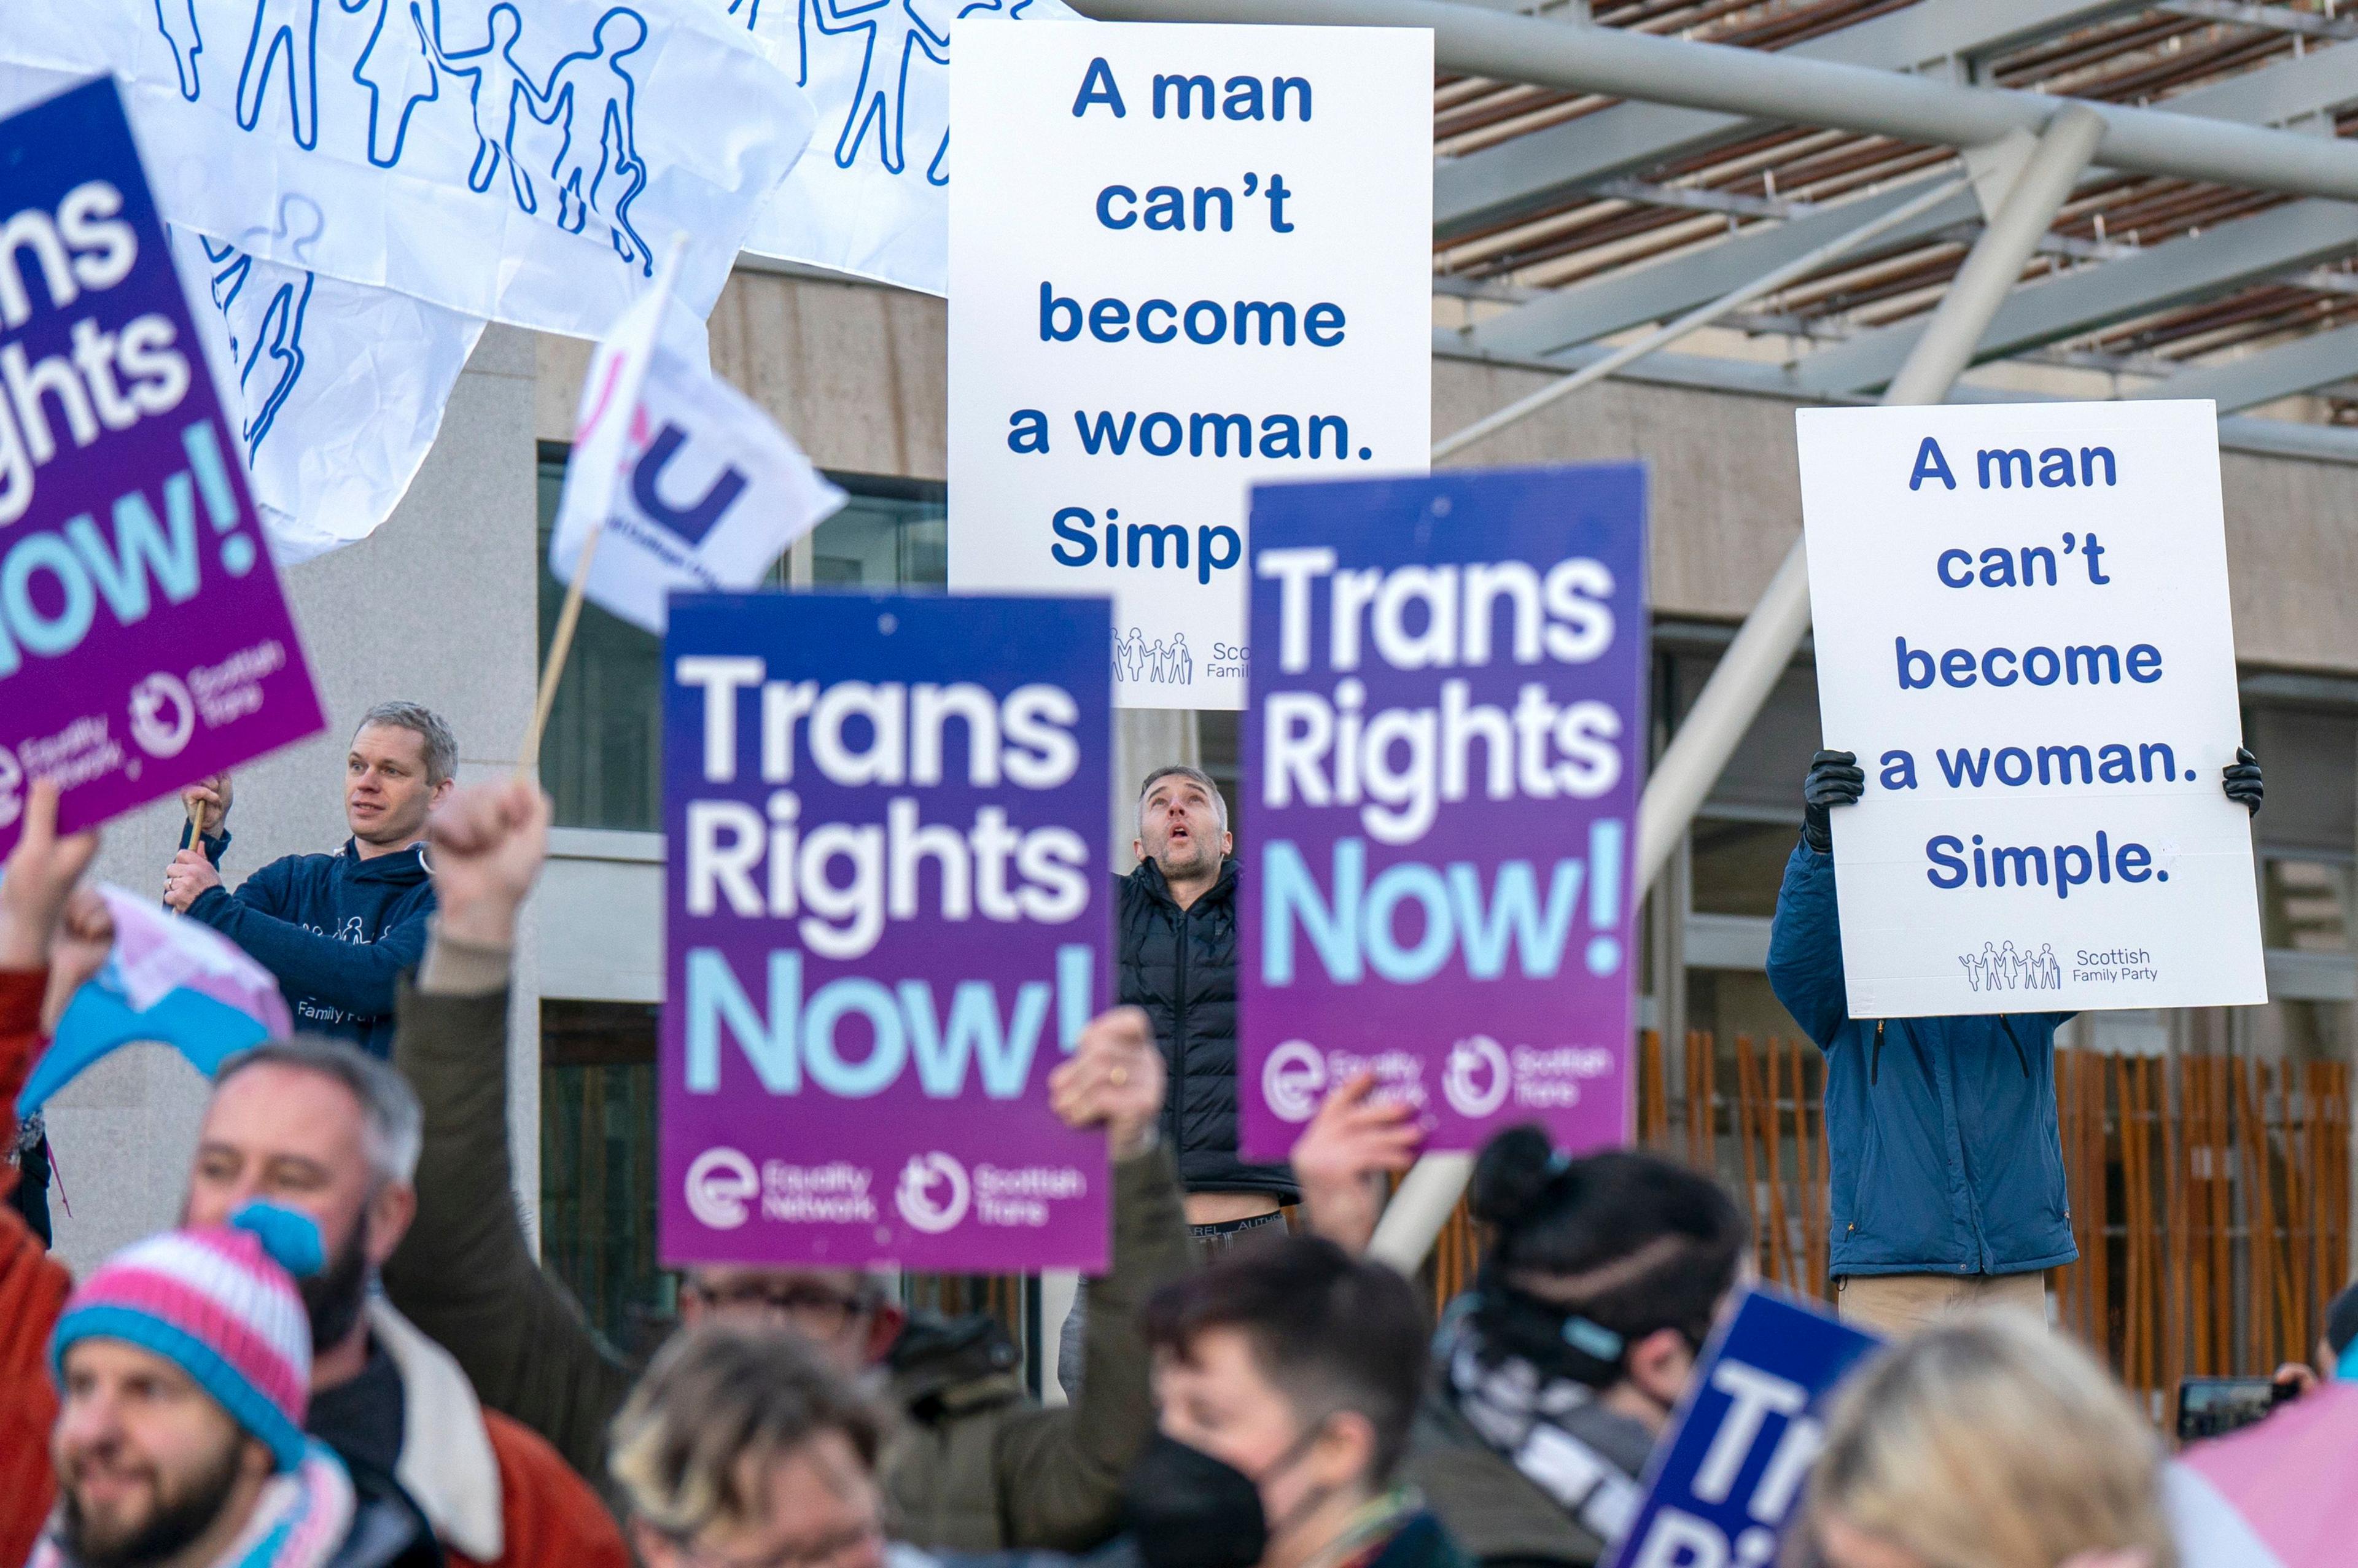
2222, 746, 2263, 816
1802, 749, 1864, 853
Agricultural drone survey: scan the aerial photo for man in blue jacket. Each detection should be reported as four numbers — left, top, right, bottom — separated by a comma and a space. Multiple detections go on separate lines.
1767, 745, 2263, 1336
161, 701, 455, 1057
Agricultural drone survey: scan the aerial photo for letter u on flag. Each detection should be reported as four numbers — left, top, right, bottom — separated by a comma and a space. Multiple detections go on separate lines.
550, 255, 846, 634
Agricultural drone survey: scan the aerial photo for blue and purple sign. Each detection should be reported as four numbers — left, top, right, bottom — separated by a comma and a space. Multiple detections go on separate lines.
661, 591, 1113, 1271
0, 76, 323, 856
1608, 1289, 1881, 1568
1240, 465, 1648, 1159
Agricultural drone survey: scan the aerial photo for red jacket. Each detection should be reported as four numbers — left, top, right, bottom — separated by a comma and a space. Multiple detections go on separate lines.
0, 966, 70, 1568
0, 966, 626, 1568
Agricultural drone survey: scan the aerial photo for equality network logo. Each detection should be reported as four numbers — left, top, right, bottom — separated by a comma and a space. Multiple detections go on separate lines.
150, 0, 655, 273
685, 1146, 760, 1228
1958, 941, 2063, 993
1263, 1041, 1329, 1123
896, 1151, 971, 1233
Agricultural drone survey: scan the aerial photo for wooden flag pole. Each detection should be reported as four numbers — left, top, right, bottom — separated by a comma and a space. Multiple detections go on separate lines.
515, 519, 607, 780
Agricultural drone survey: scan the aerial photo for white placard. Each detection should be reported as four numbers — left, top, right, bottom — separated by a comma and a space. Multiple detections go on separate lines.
1797, 400, 2264, 1017
947, 23, 1432, 710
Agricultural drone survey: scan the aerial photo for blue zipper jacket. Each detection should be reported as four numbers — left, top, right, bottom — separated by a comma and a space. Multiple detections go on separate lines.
186, 830, 435, 1058
1765, 841, 2077, 1278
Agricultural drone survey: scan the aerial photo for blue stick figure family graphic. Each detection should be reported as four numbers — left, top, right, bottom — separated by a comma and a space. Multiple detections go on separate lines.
730, 0, 1051, 187
193, 235, 314, 465
150, 0, 653, 274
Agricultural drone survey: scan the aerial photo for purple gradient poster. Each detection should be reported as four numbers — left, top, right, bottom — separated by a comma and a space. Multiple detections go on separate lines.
0, 77, 324, 856
661, 591, 1113, 1271
1240, 466, 1648, 1160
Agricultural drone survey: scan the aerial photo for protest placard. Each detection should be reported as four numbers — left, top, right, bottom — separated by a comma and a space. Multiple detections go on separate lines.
661, 591, 1113, 1271
1797, 400, 2265, 1017
1238, 467, 1648, 1161
946, 22, 1432, 711
1608, 1289, 1880, 1568
0, 76, 324, 858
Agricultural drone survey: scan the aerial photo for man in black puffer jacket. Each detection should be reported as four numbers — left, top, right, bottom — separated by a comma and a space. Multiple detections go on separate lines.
1121, 766, 1298, 1217
1061, 766, 1296, 1394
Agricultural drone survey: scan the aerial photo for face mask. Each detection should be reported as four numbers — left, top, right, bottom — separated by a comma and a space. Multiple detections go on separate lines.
1124, 1425, 1328, 1568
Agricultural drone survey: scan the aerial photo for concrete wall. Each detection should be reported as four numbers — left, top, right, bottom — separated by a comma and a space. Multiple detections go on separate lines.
545, 274, 2358, 676
48, 326, 542, 1275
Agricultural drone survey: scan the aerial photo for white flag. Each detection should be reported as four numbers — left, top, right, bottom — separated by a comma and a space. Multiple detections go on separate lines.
3, 1, 815, 335
171, 228, 485, 563
0, 60, 487, 561
550, 265, 844, 634
725, 0, 1083, 296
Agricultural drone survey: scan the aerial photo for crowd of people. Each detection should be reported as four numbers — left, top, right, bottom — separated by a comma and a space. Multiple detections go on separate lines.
0, 704, 2339, 1568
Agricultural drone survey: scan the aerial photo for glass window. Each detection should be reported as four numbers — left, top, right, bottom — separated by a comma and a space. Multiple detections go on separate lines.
535, 448, 948, 830
808, 476, 947, 587
539, 1000, 668, 1353
2262, 856, 2352, 953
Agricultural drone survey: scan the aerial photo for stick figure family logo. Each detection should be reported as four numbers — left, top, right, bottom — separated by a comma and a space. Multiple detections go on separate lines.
152, 1, 655, 273
194, 237, 315, 467
1441, 1035, 1511, 1119
730, 0, 1057, 187
130, 675, 197, 759
1958, 941, 2063, 992
895, 1151, 971, 1232
1262, 1039, 1328, 1123
1111, 627, 1193, 687
685, 1145, 760, 1228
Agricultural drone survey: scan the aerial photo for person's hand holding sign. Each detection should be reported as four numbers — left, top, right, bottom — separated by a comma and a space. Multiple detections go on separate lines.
161, 848, 221, 912
1802, 749, 1865, 853
179, 773, 233, 836
1291, 1072, 1424, 1257
1050, 1006, 1164, 1161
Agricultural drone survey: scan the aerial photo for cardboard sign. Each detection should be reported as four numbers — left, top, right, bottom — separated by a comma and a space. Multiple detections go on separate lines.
1239, 467, 1648, 1160
661, 591, 1113, 1271
1797, 401, 2263, 1017
0, 76, 323, 856
947, 21, 1432, 711
1608, 1289, 1881, 1568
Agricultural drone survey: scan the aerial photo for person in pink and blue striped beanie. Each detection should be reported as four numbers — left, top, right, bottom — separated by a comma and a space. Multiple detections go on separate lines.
29, 1201, 432, 1568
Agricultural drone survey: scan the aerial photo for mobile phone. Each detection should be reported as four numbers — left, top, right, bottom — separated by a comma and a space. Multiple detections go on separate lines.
2176, 1376, 2296, 1442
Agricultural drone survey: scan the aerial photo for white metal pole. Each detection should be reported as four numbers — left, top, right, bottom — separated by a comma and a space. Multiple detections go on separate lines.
1432, 175, 1972, 463
1067, 0, 2358, 203
1364, 106, 2106, 1276
1633, 104, 2106, 896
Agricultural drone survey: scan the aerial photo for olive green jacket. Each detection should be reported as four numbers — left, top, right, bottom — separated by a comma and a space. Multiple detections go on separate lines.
381, 974, 1194, 1553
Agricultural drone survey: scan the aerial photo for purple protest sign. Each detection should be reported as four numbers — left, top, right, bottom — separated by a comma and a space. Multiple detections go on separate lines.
0, 77, 324, 855
1240, 466, 1649, 1160
661, 591, 1113, 1271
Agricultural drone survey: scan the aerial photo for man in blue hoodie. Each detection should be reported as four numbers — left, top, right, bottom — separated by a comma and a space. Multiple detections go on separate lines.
161, 701, 454, 1057
1767, 745, 2262, 1337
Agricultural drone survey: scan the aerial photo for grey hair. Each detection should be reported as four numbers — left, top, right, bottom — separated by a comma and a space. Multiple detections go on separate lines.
610, 1324, 886, 1539
214, 1036, 422, 1186
355, 701, 457, 786
1138, 764, 1229, 834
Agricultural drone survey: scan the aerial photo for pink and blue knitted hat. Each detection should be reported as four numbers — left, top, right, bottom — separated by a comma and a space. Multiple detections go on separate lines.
51, 1202, 325, 1472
